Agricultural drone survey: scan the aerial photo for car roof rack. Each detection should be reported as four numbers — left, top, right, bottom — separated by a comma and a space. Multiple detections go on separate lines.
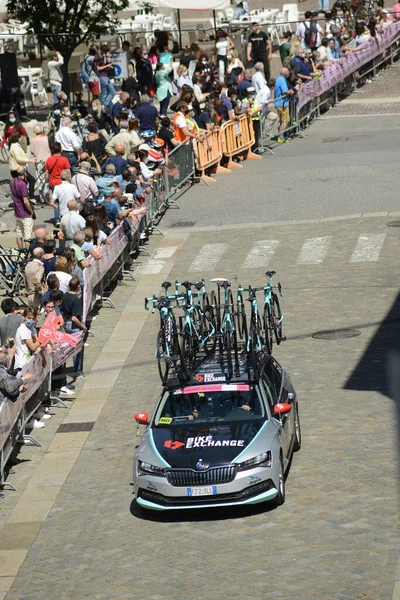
165, 344, 271, 389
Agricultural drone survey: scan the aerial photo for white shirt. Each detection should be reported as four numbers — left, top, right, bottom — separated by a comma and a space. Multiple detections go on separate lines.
252, 71, 266, 94
296, 21, 324, 48
47, 271, 72, 293
15, 322, 34, 370
256, 85, 272, 107
216, 39, 229, 56
140, 161, 152, 181
55, 126, 81, 152
60, 210, 86, 240
52, 181, 81, 217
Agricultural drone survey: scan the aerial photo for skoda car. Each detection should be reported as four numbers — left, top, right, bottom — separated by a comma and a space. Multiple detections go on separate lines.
133, 353, 301, 511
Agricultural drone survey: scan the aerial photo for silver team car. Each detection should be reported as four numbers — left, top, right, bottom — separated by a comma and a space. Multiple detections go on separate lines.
133, 353, 301, 511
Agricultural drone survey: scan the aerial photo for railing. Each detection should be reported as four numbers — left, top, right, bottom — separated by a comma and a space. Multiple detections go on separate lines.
0, 215, 142, 491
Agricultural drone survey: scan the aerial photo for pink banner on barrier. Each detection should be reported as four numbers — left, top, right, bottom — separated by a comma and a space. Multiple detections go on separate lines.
297, 22, 400, 109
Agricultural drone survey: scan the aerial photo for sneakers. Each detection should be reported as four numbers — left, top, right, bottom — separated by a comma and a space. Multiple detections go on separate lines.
277, 137, 286, 144
60, 385, 75, 396
34, 412, 51, 420
75, 372, 86, 380
26, 419, 45, 429
55, 221, 61, 228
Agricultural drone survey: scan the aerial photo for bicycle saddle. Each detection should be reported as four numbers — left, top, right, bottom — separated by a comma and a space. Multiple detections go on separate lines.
161, 281, 172, 290
194, 281, 204, 291
220, 280, 231, 289
181, 280, 193, 289
265, 270, 276, 277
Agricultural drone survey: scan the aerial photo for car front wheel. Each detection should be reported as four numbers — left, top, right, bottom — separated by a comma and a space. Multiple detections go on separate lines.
274, 457, 285, 506
293, 403, 301, 452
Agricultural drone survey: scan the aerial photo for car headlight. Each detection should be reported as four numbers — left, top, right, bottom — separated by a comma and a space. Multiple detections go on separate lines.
237, 451, 272, 471
137, 460, 166, 477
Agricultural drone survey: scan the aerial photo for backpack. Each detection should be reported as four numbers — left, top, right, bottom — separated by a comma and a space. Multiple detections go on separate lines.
80, 56, 91, 84
304, 22, 318, 48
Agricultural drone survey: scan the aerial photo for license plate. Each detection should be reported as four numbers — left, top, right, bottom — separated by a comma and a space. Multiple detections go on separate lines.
187, 486, 217, 497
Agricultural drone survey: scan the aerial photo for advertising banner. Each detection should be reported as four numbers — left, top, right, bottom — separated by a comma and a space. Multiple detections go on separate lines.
298, 22, 400, 109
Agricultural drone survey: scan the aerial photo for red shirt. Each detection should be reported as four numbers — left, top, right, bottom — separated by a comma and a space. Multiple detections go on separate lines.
45, 154, 71, 188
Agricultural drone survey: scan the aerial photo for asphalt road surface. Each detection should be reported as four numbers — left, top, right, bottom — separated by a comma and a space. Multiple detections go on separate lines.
0, 66, 399, 600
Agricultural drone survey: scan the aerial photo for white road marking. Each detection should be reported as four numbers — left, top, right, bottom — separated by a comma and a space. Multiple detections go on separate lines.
154, 246, 179, 259
243, 240, 280, 269
141, 261, 166, 275
297, 236, 332, 264
349, 233, 386, 262
188, 243, 228, 272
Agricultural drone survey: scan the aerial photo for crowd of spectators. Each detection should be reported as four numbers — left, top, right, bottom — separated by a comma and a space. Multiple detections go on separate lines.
0, 7, 396, 432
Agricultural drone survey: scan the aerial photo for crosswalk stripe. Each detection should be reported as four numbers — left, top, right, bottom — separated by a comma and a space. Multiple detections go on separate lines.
141, 261, 166, 275
297, 236, 332, 264
154, 246, 179, 259
188, 243, 228, 272
349, 233, 386, 263
243, 240, 280, 269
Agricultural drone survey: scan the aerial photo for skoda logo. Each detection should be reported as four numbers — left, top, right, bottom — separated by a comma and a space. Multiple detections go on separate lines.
196, 459, 207, 470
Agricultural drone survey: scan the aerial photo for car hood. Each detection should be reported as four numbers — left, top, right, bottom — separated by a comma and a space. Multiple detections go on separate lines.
151, 422, 264, 468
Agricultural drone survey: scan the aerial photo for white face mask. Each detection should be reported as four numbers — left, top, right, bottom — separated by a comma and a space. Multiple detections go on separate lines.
143, 157, 149, 164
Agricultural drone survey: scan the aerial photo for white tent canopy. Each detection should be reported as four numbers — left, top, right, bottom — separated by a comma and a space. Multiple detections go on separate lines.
159, 0, 230, 9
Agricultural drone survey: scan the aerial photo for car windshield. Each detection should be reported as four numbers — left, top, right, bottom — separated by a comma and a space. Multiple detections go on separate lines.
154, 384, 265, 427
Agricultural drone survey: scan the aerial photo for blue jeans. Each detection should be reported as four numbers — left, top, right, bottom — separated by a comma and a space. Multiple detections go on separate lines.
159, 92, 171, 116
53, 201, 60, 222
99, 76, 116, 108
61, 151, 78, 169
318, 0, 329, 9
50, 83, 62, 102
65, 322, 85, 374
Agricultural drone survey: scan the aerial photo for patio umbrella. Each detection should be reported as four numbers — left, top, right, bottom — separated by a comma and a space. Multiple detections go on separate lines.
159, 0, 231, 48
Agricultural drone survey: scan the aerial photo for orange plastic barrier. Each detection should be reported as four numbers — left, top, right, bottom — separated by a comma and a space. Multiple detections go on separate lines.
193, 127, 230, 183
220, 114, 262, 169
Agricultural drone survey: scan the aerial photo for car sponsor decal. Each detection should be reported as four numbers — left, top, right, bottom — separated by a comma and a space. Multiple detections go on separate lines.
164, 440, 185, 450
249, 475, 261, 485
147, 481, 157, 491
158, 417, 172, 425
186, 436, 245, 448
204, 373, 226, 382
163, 436, 246, 450
195, 374, 204, 382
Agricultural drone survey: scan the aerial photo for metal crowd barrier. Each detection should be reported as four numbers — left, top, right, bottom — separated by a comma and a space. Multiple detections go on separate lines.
163, 140, 196, 208
0, 216, 142, 491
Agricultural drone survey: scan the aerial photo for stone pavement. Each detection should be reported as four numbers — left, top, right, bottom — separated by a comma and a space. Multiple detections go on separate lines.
1, 214, 400, 600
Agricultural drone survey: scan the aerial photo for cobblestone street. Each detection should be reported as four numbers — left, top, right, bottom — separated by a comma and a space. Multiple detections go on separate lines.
1, 214, 399, 600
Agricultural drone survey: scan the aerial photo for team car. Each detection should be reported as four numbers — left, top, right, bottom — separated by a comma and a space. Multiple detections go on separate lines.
133, 352, 301, 511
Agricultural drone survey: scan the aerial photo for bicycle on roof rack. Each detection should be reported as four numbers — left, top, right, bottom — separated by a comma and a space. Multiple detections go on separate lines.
174, 279, 216, 372
209, 278, 239, 380
145, 281, 184, 384
145, 273, 286, 385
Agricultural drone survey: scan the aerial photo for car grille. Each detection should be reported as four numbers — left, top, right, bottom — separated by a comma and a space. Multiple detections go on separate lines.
139, 479, 275, 506
166, 466, 237, 487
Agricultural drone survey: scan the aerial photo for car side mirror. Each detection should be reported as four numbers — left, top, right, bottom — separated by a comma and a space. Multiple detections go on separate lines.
134, 412, 149, 425
273, 403, 292, 417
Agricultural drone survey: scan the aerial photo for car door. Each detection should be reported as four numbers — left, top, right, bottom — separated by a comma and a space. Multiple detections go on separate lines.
272, 358, 296, 453
261, 358, 290, 460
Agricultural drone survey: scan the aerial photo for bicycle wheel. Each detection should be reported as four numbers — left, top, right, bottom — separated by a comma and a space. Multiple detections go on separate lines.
201, 292, 210, 310
210, 290, 220, 330
182, 326, 197, 373
201, 305, 217, 355
13, 276, 29, 307
0, 179, 11, 206
271, 293, 283, 346
156, 329, 168, 384
235, 289, 247, 341
263, 304, 273, 355
223, 321, 233, 379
